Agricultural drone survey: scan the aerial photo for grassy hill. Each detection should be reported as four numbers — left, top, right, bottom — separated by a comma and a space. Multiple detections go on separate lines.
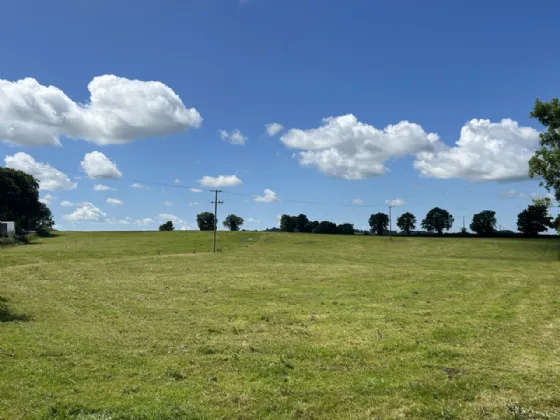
1, 232, 559, 419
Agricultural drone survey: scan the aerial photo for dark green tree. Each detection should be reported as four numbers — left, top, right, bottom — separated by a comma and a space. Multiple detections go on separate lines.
396, 212, 416, 235
196, 212, 216, 231
517, 203, 552, 236
369, 213, 389, 235
0, 168, 54, 231
280, 214, 296, 232
296, 214, 311, 232
223, 214, 244, 231
159, 221, 174, 231
529, 98, 560, 201
470, 210, 497, 236
337, 223, 355, 235
421, 207, 454, 235
314, 221, 339, 234
554, 215, 560, 234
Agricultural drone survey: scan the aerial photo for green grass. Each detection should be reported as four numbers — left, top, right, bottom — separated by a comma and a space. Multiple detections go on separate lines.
1, 232, 559, 419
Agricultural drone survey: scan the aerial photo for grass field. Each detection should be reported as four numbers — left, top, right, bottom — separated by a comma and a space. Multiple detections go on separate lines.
1, 232, 559, 419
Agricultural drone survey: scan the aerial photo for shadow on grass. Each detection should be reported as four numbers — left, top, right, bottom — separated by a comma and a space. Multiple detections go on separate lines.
0, 296, 29, 322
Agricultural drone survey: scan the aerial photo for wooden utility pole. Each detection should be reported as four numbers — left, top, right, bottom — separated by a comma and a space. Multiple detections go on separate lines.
389, 205, 393, 241
211, 190, 223, 252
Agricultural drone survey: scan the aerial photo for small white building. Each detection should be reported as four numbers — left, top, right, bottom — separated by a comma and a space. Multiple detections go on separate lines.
0, 221, 15, 237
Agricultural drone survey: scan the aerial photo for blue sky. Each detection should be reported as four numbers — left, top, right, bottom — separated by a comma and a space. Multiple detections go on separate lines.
1, 0, 559, 232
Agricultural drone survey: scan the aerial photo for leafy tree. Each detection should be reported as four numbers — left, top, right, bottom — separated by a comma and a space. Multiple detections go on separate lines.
369, 213, 389, 235
517, 203, 552, 236
0, 168, 54, 231
313, 221, 339, 234
280, 214, 296, 232
421, 207, 454, 235
396, 212, 416, 235
337, 223, 355, 235
223, 214, 244, 231
296, 214, 311, 232
159, 221, 174, 231
196, 212, 216, 231
554, 215, 560, 234
529, 98, 560, 201
470, 210, 497, 236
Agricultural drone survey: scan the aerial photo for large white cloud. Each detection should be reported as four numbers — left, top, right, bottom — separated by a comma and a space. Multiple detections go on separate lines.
413, 119, 539, 182
280, 114, 440, 180
4, 152, 77, 191
198, 175, 242, 188
81, 151, 122, 179
0, 75, 202, 146
254, 189, 279, 203
63, 202, 107, 222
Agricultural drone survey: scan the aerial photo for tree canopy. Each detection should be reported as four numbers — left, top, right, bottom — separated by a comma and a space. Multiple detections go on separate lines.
396, 212, 416, 235
421, 207, 454, 235
159, 221, 174, 231
223, 214, 244, 231
470, 210, 497, 236
280, 215, 296, 232
196, 212, 216, 231
529, 98, 560, 201
337, 223, 355, 235
0, 168, 54, 231
369, 213, 389, 235
517, 203, 552, 236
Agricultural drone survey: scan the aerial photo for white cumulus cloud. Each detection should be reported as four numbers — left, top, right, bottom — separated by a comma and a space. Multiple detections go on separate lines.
266, 123, 284, 137
413, 119, 539, 182
198, 175, 242, 188
254, 189, 279, 203
280, 114, 440, 180
106, 197, 123, 205
386, 198, 406, 207
60, 200, 76, 207
118, 217, 154, 226
93, 184, 115, 191
352, 198, 364, 205
39, 193, 53, 205
81, 151, 122, 179
219, 129, 247, 145
247, 217, 261, 224
131, 183, 145, 189
64, 202, 107, 222
190, 188, 203, 193
0, 75, 202, 146
4, 152, 77, 191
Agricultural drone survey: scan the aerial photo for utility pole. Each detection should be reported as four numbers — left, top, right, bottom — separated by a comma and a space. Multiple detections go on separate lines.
211, 190, 223, 252
389, 205, 393, 241
462, 216, 465, 231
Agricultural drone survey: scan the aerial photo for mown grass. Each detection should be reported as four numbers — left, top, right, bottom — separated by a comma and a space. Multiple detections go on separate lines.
0, 232, 559, 419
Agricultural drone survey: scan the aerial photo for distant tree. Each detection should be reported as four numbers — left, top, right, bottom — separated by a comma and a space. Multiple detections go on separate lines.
280, 214, 296, 232
396, 212, 416, 235
554, 215, 560, 234
196, 212, 216, 231
421, 207, 454, 235
369, 213, 389, 235
223, 214, 244, 231
529, 98, 560, 202
470, 210, 497, 236
337, 223, 355, 235
296, 214, 311, 232
159, 221, 174, 231
314, 221, 339, 234
517, 203, 553, 236
0, 167, 55, 231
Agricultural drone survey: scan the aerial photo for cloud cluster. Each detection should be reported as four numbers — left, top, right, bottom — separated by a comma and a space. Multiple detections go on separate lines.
414, 119, 539, 182
254, 189, 279, 203
118, 217, 154, 226
4, 152, 77, 191
81, 151, 122, 179
386, 198, 406, 207
281, 114, 440, 180
0, 75, 202, 146
198, 175, 242, 188
266, 123, 284, 137
219, 129, 246, 145
63, 202, 107, 222
158, 213, 190, 230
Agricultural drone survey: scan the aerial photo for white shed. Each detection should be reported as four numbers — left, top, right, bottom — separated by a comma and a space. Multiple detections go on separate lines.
0, 221, 15, 237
